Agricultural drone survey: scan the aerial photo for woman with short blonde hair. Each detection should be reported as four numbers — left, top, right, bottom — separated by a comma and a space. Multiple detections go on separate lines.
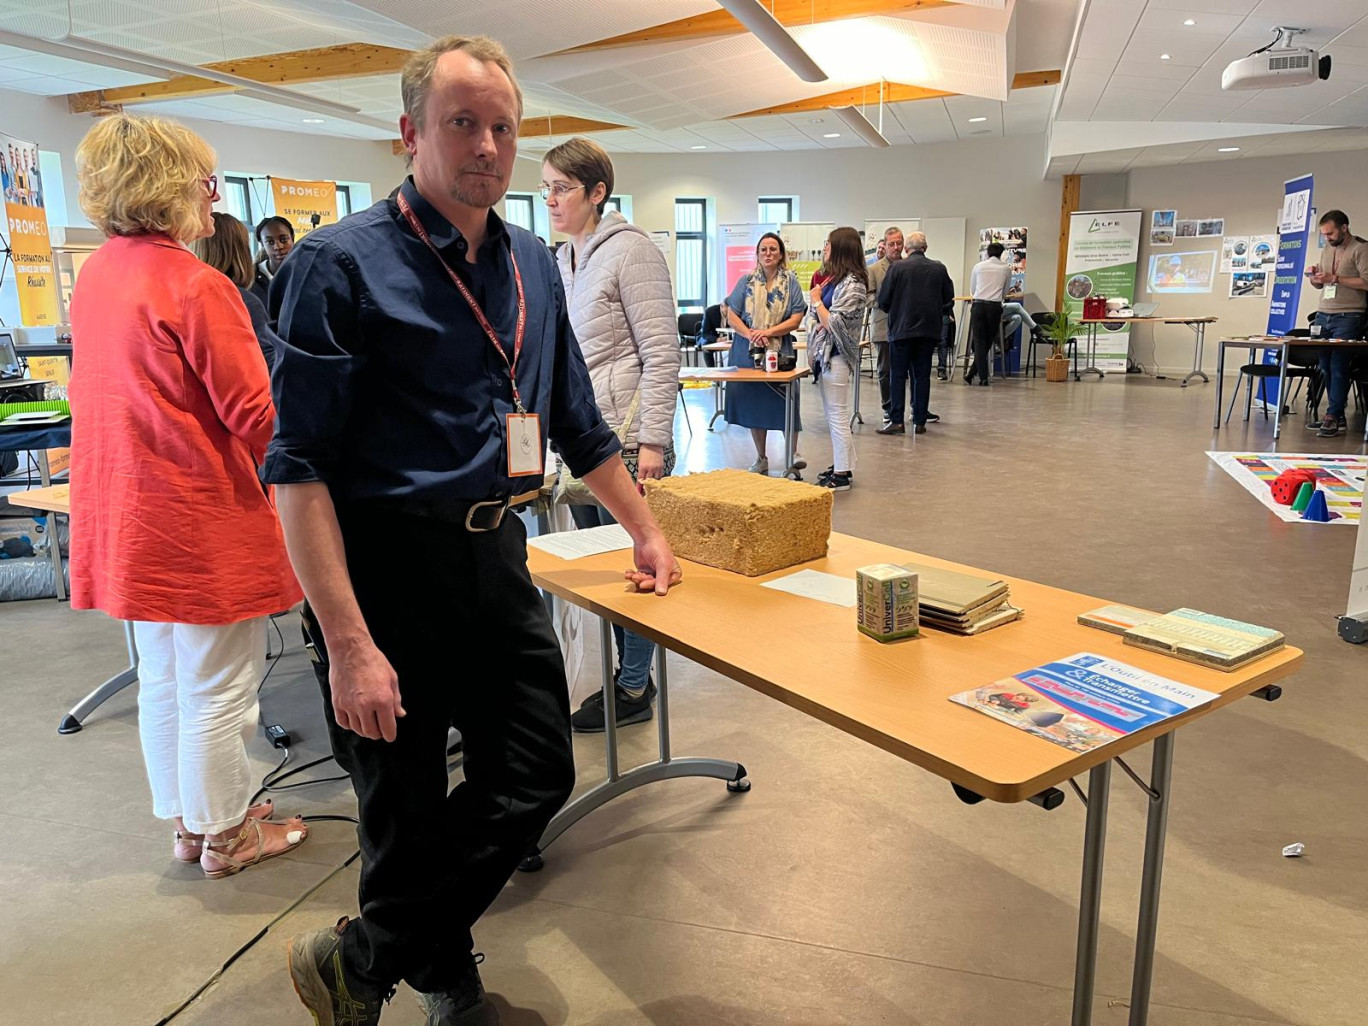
69, 114, 307, 878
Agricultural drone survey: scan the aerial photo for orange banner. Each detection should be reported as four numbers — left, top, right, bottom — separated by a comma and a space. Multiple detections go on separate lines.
2, 132, 59, 326
269, 177, 337, 239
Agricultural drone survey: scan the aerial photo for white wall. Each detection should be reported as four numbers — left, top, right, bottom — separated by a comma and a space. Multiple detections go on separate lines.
512, 134, 1066, 309
1125, 149, 1366, 374
0, 88, 404, 229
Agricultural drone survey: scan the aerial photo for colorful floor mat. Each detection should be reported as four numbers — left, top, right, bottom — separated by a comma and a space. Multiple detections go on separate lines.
1206, 452, 1365, 525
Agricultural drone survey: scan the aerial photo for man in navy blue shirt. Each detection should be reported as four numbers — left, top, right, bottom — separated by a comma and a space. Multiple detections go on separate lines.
269, 35, 681, 1026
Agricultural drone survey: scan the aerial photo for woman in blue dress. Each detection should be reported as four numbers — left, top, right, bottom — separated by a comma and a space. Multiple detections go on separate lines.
724, 232, 808, 474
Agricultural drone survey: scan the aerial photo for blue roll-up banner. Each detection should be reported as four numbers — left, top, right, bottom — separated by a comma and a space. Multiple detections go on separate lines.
1259, 173, 1315, 408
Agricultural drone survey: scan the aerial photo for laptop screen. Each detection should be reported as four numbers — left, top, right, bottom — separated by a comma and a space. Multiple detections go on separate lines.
0, 332, 20, 379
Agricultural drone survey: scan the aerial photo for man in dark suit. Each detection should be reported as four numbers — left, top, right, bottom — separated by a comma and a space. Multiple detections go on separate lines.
875, 232, 953, 435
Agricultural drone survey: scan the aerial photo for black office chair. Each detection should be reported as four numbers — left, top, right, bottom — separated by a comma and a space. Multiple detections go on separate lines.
1225, 356, 1317, 424
675, 312, 704, 438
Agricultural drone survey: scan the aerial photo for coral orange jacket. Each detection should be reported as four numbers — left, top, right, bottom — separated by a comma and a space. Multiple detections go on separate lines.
68, 234, 301, 624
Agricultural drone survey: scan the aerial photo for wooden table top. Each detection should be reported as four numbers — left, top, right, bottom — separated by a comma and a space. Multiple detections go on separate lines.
5, 483, 69, 514
527, 531, 1302, 803
679, 367, 810, 383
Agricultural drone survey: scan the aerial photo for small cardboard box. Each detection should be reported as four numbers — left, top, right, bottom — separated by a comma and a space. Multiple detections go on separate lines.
857, 564, 920, 641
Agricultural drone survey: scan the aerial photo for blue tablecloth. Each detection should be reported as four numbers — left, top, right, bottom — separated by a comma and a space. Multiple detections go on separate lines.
0, 424, 72, 452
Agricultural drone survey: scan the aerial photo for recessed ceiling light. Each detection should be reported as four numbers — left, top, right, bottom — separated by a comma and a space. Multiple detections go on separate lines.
302, 117, 325, 123
1160, 53, 1171, 60
968, 116, 988, 123
823, 132, 841, 138
690, 144, 707, 150
1218, 146, 1240, 152
1183, 19, 1196, 26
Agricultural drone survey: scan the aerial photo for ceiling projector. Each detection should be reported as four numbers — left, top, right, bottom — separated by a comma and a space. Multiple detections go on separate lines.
1223, 26, 1331, 91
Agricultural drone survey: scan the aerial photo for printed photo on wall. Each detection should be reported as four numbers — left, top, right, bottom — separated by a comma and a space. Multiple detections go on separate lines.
1248, 235, 1277, 270
979, 225, 1028, 301
1150, 210, 1176, 246
1220, 236, 1250, 273
1197, 218, 1226, 237
1176, 219, 1199, 238
1229, 271, 1269, 298
1147, 251, 1218, 294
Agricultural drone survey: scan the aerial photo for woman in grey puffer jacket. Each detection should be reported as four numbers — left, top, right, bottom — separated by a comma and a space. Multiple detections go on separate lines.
544, 137, 680, 733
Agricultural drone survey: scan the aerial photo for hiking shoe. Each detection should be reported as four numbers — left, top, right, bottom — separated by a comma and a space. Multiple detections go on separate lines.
820, 471, 852, 491
572, 682, 656, 733
1317, 416, 1344, 438
288, 917, 392, 1026
748, 456, 769, 475
416, 955, 499, 1025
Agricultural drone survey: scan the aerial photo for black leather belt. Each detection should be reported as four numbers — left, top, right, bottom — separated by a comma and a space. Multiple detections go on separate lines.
360, 497, 509, 532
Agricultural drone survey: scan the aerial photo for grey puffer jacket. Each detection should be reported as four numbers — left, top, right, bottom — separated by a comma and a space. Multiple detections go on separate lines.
556, 211, 680, 449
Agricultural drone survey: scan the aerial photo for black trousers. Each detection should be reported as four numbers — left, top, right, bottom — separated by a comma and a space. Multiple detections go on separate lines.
969, 300, 1002, 382
874, 340, 891, 418
313, 505, 575, 993
888, 337, 937, 426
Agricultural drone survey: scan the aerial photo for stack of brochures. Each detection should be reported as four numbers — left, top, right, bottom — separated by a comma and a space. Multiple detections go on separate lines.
901, 561, 1021, 635
1076, 604, 1160, 635
949, 653, 1219, 753
1122, 608, 1285, 671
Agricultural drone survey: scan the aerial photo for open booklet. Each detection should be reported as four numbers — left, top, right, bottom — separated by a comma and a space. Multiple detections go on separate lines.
949, 653, 1220, 754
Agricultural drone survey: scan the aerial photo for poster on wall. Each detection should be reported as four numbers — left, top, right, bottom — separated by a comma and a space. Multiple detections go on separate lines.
1248, 235, 1277, 270
864, 218, 921, 262
1, 131, 59, 326
1230, 271, 1268, 298
268, 177, 337, 238
1197, 218, 1225, 237
779, 221, 834, 291
1063, 209, 1141, 373
1147, 251, 1217, 294
1176, 219, 1199, 238
1150, 210, 1176, 247
979, 226, 1028, 300
649, 230, 671, 264
1220, 236, 1251, 273
720, 223, 775, 296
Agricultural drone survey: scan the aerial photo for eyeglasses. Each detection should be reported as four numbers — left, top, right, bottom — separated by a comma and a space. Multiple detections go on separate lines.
538, 182, 584, 200
202, 175, 220, 202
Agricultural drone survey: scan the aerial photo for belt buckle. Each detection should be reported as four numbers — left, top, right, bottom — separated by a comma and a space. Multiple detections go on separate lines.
464, 499, 507, 533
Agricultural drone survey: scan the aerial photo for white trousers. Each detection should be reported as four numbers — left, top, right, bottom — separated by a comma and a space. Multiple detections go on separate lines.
132, 618, 266, 834
817, 355, 857, 473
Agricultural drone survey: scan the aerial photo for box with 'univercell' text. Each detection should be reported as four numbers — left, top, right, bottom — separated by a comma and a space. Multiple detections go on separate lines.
857, 564, 920, 641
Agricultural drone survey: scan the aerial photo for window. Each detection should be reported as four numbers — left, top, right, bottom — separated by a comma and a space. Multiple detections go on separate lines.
758, 196, 796, 224
603, 195, 633, 221
336, 184, 352, 218
674, 198, 707, 310
503, 193, 535, 233
222, 174, 255, 231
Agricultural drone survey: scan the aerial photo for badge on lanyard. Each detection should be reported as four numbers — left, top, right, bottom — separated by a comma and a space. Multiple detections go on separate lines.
1324, 284, 1338, 300
396, 191, 542, 477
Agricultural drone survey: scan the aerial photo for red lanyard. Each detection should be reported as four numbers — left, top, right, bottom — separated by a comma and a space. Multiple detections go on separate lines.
396, 191, 529, 412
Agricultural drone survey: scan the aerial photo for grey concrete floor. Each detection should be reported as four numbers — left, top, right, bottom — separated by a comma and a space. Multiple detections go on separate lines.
1, 370, 1364, 1025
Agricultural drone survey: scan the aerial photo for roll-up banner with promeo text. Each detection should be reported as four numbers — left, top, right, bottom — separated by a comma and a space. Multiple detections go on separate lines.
269, 177, 337, 238
1063, 209, 1142, 373
1, 132, 59, 327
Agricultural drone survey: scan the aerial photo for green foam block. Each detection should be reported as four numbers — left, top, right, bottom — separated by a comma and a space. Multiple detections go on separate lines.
1291, 481, 1314, 512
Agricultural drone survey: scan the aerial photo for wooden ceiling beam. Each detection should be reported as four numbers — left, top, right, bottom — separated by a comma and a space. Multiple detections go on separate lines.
66, 42, 411, 111
731, 69, 1062, 119
556, 0, 953, 54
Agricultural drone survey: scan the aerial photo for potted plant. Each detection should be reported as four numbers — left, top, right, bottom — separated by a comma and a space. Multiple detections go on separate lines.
1040, 312, 1082, 382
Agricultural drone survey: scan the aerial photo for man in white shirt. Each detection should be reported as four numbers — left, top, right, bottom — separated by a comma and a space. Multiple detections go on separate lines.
966, 243, 1012, 386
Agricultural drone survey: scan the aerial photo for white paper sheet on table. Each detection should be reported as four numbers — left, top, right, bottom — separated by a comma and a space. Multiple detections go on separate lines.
760, 569, 857, 607
527, 523, 634, 560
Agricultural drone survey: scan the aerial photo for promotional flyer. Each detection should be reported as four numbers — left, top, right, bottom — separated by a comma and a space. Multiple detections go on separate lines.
268, 177, 337, 238
1, 132, 58, 326
1063, 209, 1141, 373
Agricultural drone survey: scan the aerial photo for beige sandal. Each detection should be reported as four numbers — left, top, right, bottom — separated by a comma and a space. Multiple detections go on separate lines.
200, 816, 308, 879
173, 800, 275, 863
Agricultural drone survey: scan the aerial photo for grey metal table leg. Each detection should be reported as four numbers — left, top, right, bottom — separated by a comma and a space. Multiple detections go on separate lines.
782, 379, 801, 480
708, 381, 726, 430
525, 625, 748, 865
1213, 342, 1225, 428
59, 621, 139, 734
36, 450, 66, 601
1072, 760, 1111, 1026
1128, 734, 1174, 1026
1181, 323, 1209, 386
1273, 346, 1288, 441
